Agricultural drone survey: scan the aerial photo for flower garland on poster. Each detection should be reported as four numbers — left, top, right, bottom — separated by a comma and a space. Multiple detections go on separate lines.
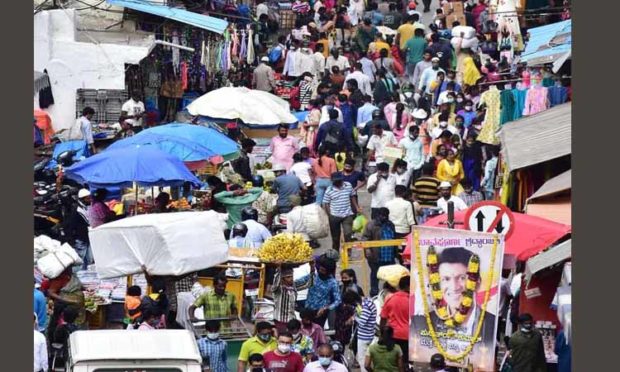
414, 230, 499, 362
427, 246, 480, 328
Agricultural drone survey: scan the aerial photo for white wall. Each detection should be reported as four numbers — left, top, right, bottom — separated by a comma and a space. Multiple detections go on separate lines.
34, 8, 154, 131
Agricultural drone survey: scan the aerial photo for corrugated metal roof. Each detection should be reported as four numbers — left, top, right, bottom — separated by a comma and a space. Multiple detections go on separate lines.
521, 44, 571, 65
525, 239, 571, 282
499, 103, 571, 171
528, 169, 571, 201
523, 19, 571, 56
107, 0, 228, 34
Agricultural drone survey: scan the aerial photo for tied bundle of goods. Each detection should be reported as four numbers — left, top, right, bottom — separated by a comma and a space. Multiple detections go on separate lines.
35, 235, 83, 279
258, 233, 313, 263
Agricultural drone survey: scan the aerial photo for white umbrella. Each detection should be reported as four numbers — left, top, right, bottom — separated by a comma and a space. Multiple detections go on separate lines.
186, 87, 298, 126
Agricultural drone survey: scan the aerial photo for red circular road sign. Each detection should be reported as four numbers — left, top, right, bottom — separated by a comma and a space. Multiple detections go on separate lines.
464, 201, 515, 240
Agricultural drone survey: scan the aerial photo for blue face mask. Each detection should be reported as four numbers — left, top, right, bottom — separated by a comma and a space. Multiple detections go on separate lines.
319, 357, 332, 367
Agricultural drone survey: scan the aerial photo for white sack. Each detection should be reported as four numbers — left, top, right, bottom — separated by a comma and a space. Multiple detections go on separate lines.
451, 36, 479, 50
88, 211, 228, 279
36, 243, 83, 279
302, 204, 329, 240
452, 26, 476, 39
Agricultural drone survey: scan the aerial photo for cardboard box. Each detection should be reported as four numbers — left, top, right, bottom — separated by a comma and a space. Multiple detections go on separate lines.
447, 13, 467, 28
442, 1, 465, 15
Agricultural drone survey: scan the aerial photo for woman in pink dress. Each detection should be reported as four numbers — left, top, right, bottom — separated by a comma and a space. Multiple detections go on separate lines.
391, 103, 412, 142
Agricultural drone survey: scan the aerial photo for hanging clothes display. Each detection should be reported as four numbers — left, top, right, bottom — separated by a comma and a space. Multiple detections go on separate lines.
548, 84, 569, 107
523, 85, 550, 116
511, 84, 527, 121
38, 70, 55, 109
477, 85, 501, 145
499, 88, 515, 125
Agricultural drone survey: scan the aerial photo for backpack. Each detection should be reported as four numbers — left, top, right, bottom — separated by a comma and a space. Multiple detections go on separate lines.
324, 122, 342, 145
269, 46, 284, 64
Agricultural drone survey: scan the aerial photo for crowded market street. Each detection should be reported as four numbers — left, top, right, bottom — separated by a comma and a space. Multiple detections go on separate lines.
33, 1, 572, 371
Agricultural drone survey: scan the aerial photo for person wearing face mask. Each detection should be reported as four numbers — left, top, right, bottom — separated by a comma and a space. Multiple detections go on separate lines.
198, 320, 229, 372
238, 322, 278, 372
284, 42, 301, 80
454, 92, 466, 111
399, 125, 425, 185
303, 344, 348, 372
437, 81, 459, 107
303, 256, 342, 327
137, 307, 160, 330
367, 162, 397, 219
456, 99, 477, 129
362, 208, 398, 296
287, 319, 315, 364
506, 314, 547, 372
263, 332, 305, 372
429, 103, 456, 133
325, 48, 351, 75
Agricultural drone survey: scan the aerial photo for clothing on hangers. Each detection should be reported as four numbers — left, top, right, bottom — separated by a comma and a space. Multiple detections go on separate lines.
548, 85, 569, 107
499, 88, 515, 125
477, 85, 501, 145
511, 86, 527, 121
523, 85, 549, 116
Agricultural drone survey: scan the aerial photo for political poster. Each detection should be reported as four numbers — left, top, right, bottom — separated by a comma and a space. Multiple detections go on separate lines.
409, 226, 504, 371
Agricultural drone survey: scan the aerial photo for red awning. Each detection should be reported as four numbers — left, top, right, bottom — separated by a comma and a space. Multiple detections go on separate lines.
403, 212, 571, 261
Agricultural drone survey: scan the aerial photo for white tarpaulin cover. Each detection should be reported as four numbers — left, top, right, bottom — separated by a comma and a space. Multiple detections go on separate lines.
88, 211, 228, 279
186, 87, 298, 126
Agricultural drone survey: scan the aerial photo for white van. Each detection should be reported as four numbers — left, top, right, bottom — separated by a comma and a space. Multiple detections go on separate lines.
67, 329, 203, 372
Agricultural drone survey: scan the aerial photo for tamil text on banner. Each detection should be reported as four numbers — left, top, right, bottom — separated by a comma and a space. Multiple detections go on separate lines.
409, 226, 504, 371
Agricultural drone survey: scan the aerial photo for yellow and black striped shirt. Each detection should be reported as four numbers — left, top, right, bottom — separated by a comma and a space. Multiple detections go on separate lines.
412, 176, 441, 208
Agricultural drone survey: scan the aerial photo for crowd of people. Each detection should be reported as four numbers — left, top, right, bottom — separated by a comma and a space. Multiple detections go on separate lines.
34, 1, 571, 371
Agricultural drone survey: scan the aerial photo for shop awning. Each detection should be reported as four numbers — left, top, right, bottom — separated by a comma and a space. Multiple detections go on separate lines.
107, 0, 228, 34
525, 239, 571, 282
523, 19, 571, 56
499, 103, 571, 172
528, 169, 571, 201
525, 200, 571, 226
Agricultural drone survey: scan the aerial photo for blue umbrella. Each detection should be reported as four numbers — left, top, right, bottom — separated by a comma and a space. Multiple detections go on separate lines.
64, 145, 201, 189
106, 132, 217, 162
142, 123, 240, 161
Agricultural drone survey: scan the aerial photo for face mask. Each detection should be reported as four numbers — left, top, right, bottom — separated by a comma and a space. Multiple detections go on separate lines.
207, 332, 220, 340
319, 357, 332, 367
397, 168, 406, 174
278, 343, 291, 354
447, 98, 455, 103
292, 332, 301, 339
456, 98, 464, 103
409, 134, 418, 140
381, 173, 389, 179
404, 92, 413, 98
432, 66, 439, 70
521, 327, 531, 333
258, 333, 272, 342
342, 280, 352, 287
465, 106, 472, 111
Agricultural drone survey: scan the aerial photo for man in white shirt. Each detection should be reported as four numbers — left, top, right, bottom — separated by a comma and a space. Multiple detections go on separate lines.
347, 0, 365, 26
283, 44, 300, 79
436, 181, 468, 213
229, 207, 272, 247
366, 123, 397, 165
345, 62, 373, 96
399, 125, 425, 184
325, 48, 351, 75
418, 57, 445, 95
285, 195, 311, 241
367, 162, 397, 219
385, 185, 415, 237
121, 92, 146, 132
34, 313, 48, 372
313, 44, 326, 80
359, 54, 377, 83
296, 45, 316, 76
67, 106, 96, 155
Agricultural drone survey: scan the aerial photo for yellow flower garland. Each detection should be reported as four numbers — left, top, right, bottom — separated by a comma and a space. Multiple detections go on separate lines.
414, 230, 499, 363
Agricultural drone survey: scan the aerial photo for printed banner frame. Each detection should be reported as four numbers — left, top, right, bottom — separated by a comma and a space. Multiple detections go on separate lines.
409, 226, 505, 371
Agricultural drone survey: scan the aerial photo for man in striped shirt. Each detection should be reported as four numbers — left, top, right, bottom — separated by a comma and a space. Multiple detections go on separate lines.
412, 162, 441, 224
273, 265, 314, 333
342, 291, 377, 372
323, 172, 359, 252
